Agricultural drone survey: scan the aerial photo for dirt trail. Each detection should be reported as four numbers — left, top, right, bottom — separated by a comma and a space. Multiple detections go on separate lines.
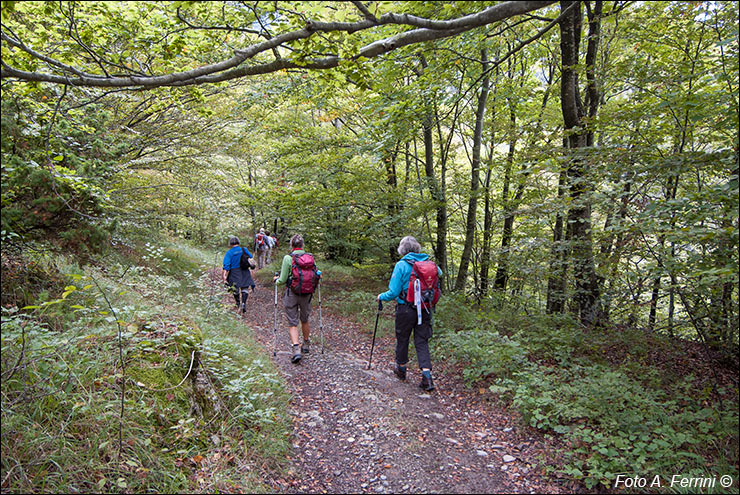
223, 271, 563, 494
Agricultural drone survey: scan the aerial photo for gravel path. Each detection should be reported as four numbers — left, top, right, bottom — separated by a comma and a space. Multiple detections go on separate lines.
223, 271, 563, 494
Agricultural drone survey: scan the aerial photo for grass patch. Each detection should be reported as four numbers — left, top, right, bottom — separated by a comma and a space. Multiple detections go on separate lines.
1, 236, 291, 493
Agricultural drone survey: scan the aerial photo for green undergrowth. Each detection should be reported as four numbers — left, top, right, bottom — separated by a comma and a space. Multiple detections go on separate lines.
433, 293, 739, 493
1, 235, 291, 493
317, 261, 393, 335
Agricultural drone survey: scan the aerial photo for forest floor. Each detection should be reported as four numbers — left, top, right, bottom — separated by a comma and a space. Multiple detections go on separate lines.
211, 267, 578, 494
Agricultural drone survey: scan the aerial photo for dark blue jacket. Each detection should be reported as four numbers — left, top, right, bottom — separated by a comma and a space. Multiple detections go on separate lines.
223, 245, 252, 271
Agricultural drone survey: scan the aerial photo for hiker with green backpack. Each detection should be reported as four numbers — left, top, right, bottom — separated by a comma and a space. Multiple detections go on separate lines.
377, 236, 442, 391
222, 236, 256, 313
273, 234, 321, 364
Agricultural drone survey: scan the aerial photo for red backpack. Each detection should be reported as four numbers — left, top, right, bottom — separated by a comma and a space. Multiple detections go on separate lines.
289, 252, 319, 295
404, 259, 441, 310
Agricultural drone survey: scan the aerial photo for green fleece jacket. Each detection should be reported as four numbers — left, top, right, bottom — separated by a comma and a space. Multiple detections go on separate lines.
276, 249, 305, 287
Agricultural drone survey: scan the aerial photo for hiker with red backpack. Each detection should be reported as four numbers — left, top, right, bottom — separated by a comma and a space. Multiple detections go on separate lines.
377, 236, 442, 391
255, 228, 268, 269
273, 234, 321, 364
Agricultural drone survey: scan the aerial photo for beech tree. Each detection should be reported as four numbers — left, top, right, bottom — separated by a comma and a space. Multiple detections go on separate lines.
2, 1, 558, 88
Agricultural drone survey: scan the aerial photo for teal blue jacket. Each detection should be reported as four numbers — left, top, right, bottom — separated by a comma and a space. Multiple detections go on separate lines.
379, 252, 442, 304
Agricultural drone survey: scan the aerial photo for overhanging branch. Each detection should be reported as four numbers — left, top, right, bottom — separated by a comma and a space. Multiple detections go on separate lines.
1, 1, 556, 88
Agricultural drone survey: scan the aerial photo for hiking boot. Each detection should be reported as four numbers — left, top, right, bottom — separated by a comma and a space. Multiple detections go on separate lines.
394, 364, 407, 381
420, 371, 435, 391
240, 303, 246, 313
301, 340, 310, 354
291, 345, 302, 364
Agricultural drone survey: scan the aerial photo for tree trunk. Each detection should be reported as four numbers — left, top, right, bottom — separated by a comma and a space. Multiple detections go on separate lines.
546, 165, 568, 314
434, 96, 460, 290
384, 142, 401, 262
648, 274, 661, 331
455, 50, 490, 292
418, 55, 448, 283
493, 100, 517, 294
556, 0, 606, 327
479, 151, 494, 299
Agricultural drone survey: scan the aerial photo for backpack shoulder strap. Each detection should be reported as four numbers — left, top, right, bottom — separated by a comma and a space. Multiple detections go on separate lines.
400, 259, 414, 299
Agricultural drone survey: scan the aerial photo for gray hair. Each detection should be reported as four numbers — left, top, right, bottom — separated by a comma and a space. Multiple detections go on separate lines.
397, 236, 421, 256
229, 236, 240, 246
291, 234, 304, 249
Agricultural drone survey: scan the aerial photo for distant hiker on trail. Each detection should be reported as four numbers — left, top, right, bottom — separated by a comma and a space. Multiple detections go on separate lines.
265, 230, 275, 265
378, 236, 441, 392
274, 234, 321, 364
222, 236, 255, 313
255, 228, 268, 269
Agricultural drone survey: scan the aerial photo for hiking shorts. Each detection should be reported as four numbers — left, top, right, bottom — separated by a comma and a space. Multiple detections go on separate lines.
283, 288, 312, 326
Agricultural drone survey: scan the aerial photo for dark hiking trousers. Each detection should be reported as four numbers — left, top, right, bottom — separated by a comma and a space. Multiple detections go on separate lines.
227, 268, 255, 305
395, 302, 433, 370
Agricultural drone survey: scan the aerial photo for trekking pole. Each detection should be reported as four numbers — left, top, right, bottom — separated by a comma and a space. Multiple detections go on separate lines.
273, 272, 279, 357
318, 279, 324, 354
367, 300, 382, 370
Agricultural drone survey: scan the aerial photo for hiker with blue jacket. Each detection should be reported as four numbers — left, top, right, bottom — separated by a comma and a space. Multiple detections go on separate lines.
222, 236, 255, 313
378, 236, 442, 392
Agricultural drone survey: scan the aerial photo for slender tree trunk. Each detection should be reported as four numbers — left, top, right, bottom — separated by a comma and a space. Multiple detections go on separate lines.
648, 272, 661, 331
478, 57, 501, 301
602, 171, 633, 317
493, 101, 517, 293
412, 136, 434, 242
479, 134, 496, 299
546, 165, 568, 314
479, 173, 493, 297
422, 113, 444, 260
384, 142, 401, 262
435, 97, 460, 290
667, 174, 680, 336
650, 172, 679, 333
455, 50, 490, 292
418, 55, 448, 283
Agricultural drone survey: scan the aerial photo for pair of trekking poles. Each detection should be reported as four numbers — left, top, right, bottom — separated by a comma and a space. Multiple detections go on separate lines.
273, 273, 324, 357
268, 273, 381, 370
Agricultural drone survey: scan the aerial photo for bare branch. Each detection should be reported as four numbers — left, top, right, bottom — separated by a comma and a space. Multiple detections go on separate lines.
350, 1, 378, 23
